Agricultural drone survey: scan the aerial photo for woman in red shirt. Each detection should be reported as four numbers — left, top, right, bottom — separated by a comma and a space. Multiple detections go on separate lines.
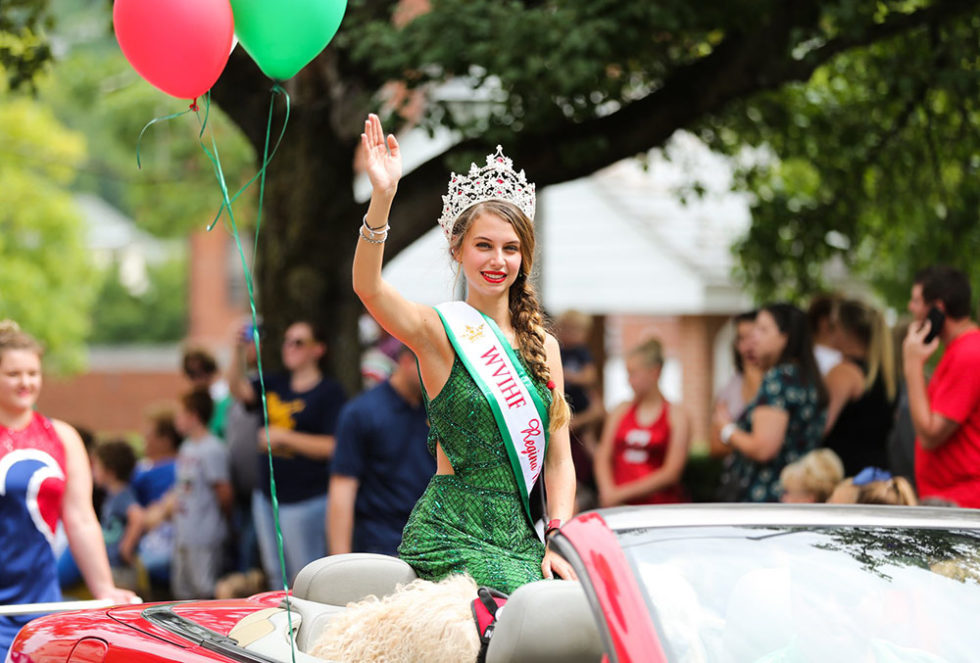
594, 338, 690, 506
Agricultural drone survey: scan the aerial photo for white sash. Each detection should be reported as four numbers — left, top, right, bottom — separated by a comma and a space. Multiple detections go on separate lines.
435, 301, 549, 523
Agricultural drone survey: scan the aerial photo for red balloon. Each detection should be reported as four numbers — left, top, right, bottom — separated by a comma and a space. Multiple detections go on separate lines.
114, 0, 235, 100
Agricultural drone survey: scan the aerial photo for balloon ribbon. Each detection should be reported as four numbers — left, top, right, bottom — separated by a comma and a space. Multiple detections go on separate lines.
193, 89, 297, 663
134, 90, 296, 662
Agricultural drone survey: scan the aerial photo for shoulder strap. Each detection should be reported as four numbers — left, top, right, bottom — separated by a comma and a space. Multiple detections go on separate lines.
472, 586, 509, 663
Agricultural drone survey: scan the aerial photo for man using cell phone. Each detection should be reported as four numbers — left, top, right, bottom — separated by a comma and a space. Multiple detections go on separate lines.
903, 265, 980, 508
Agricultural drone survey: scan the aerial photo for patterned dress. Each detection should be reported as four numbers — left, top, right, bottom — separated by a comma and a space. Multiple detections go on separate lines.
398, 354, 551, 593
719, 363, 826, 502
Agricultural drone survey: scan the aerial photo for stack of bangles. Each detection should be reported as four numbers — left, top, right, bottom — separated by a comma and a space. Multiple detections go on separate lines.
359, 213, 389, 244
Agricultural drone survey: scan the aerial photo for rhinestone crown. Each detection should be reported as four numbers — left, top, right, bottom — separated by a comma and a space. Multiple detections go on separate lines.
437, 146, 536, 240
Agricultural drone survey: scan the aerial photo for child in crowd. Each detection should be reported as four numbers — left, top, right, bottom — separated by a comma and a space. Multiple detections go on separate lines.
181, 347, 232, 439
595, 338, 690, 506
132, 409, 181, 589
91, 439, 144, 585
173, 388, 231, 599
856, 476, 918, 505
132, 409, 180, 507
778, 448, 844, 503
827, 467, 919, 506
144, 388, 231, 599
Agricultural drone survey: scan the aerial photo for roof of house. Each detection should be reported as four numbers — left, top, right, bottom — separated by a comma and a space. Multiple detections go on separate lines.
75, 193, 179, 262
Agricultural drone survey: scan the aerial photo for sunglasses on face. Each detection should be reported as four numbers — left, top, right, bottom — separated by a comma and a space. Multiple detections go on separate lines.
283, 337, 313, 349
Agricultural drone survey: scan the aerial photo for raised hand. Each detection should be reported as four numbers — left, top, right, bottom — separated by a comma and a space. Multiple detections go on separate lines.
362, 113, 402, 195
903, 318, 940, 367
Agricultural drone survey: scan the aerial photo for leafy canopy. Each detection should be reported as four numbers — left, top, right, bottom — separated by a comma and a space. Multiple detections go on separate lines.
0, 96, 96, 371
2, 0, 256, 356
8, 0, 980, 340
89, 258, 188, 345
697, 10, 980, 306
350, 0, 980, 308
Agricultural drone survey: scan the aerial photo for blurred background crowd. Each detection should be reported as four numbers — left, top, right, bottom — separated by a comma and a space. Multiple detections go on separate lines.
36, 262, 977, 603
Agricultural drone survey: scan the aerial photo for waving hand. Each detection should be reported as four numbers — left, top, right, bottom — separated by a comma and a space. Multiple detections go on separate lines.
362, 114, 402, 195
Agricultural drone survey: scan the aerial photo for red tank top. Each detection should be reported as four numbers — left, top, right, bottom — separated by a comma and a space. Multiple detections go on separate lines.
611, 401, 684, 505
0, 411, 67, 542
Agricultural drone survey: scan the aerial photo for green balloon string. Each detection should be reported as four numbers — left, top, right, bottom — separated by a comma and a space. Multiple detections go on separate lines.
193, 91, 297, 663
254, 84, 289, 262
135, 104, 195, 169
206, 84, 291, 242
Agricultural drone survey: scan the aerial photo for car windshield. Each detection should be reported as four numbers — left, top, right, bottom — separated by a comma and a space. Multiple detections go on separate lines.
616, 525, 980, 663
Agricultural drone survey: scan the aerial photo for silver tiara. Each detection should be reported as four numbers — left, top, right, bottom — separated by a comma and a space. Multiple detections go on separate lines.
437, 146, 536, 240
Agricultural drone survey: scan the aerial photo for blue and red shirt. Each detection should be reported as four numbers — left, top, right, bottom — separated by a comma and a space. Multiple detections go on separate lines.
0, 412, 67, 655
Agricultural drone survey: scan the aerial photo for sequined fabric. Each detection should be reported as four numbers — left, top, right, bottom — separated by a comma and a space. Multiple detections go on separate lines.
398, 353, 551, 593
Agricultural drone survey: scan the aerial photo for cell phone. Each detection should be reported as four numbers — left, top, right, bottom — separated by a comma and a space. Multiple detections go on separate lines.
240, 321, 263, 343
922, 306, 945, 344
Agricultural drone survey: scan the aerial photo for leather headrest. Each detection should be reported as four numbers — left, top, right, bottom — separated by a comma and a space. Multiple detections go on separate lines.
486, 580, 603, 663
292, 553, 419, 605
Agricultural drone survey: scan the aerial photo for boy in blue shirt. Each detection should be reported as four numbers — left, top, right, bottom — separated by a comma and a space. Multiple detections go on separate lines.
91, 440, 143, 575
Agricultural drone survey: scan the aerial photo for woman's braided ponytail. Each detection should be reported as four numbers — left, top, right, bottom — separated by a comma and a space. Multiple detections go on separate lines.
509, 275, 570, 433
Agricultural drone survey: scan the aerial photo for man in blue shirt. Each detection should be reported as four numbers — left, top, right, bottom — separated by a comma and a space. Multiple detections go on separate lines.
328, 345, 433, 556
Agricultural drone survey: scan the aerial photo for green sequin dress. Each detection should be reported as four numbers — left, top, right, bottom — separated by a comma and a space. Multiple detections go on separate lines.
397, 354, 550, 593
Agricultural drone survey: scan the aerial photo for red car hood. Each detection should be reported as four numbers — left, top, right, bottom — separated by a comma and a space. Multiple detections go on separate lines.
107, 591, 288, 641
11, 593, 289, 662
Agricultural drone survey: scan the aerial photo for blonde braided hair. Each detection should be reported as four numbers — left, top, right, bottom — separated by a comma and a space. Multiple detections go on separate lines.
451, 201, 571, 432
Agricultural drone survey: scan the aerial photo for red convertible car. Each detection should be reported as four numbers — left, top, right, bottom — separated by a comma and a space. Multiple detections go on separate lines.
9, 504, 980, 662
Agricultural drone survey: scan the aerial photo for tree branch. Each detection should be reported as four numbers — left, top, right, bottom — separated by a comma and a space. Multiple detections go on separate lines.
786, 0, 980, 80
385, 0, 977, 258
387, 1, 824, 239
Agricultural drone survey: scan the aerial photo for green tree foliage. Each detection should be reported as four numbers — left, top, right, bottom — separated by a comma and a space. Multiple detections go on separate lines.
30, 0, 257, 239
0, 96, 96, 371
10, 0, 980, 385
4, 0, 256, 237
0, 0, 52, 91
696, 8, 980, 305
89, 258, 188, 344
3, 0, 254, 348
37, 46, 257, 239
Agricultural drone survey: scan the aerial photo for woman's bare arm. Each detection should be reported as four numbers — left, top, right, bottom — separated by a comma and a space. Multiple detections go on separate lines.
351, 114, 449, 363
55, 420, 137, 603
542, 334, 577, 581
593, 402, 630, 506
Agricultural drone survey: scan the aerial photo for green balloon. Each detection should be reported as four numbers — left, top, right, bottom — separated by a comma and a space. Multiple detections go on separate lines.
230, 0, 347, 81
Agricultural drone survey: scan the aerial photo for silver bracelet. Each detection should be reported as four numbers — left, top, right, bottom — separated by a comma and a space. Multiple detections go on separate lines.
359, 225, 387, 244
361, 213, 389, 236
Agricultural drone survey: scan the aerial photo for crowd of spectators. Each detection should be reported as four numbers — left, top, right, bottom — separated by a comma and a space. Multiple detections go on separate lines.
56, 263, 980, 602
572, 262, 979, 511
704, 263, 979, 510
